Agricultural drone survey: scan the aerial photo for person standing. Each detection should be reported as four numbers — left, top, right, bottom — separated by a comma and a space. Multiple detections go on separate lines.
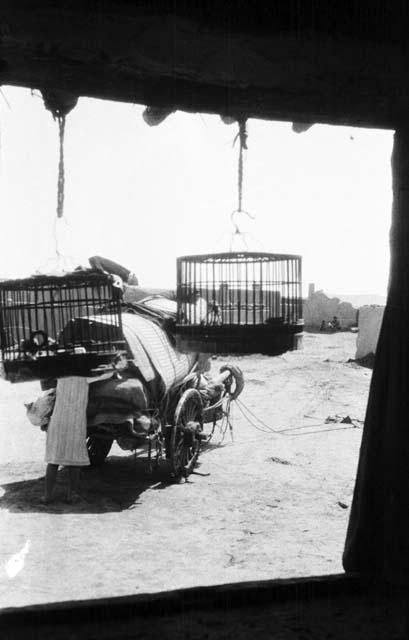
44, 376, 90, 503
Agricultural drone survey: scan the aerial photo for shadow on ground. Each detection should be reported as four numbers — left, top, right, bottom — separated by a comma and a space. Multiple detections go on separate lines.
0, 454, 179, 515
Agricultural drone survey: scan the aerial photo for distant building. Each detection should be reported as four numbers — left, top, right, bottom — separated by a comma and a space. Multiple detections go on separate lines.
303, 284, 358, 330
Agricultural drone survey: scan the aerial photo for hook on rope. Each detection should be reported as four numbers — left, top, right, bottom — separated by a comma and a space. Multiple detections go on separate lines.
230, 209, 255, 235
229, 209, 255, 251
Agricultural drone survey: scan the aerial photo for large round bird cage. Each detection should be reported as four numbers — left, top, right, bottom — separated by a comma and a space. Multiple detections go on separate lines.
0, 272, 126, 383
176, 252, 304, 355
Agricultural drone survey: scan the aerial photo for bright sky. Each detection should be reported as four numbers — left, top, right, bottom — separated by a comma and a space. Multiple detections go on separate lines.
0, 86, 393, 297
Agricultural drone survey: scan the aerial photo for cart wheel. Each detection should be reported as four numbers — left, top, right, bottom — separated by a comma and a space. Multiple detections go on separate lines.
220, 365, 244, 400
86, 436, 113, 467
170, 389, 203, 480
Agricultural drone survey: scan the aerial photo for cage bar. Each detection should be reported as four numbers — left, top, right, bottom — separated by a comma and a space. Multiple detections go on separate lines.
176, 252, 304, 355
0, 272, 126, 382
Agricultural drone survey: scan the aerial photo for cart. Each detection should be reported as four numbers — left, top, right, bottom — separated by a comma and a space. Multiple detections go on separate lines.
85, 359, 244, 480
21, 290, 244, 481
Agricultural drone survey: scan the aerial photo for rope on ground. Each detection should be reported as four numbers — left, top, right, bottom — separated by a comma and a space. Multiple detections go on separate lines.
235, 398, 280, 434
217, 398, 233, 444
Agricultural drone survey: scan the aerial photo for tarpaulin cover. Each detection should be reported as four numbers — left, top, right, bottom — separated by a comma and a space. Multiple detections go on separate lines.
121, 313, 197, 391
92, 312, 197, 392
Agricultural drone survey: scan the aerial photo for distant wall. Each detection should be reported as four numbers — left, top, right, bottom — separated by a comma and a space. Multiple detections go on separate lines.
355, 305, 385, 359
303, 290, 357, 329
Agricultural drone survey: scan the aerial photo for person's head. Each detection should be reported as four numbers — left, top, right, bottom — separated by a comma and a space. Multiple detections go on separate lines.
127, 272, 139, 286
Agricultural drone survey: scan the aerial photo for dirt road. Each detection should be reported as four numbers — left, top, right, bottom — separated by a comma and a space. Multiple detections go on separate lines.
0, 331, 370, 608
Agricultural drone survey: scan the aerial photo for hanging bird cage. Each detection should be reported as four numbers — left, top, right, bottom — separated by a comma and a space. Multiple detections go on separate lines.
0, 272, 126, 383
176, 252, 304, 355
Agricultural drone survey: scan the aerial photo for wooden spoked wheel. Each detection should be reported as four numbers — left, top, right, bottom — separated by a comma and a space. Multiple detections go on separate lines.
170, 388, 203, 479
86, 436, 113, 467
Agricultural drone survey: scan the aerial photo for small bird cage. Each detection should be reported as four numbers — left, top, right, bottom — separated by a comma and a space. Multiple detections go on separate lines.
0, 272, 126, 383
176, 252, 304, 355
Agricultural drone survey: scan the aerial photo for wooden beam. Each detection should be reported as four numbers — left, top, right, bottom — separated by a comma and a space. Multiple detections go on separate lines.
1, 573, 408, 639
343, 126, 409, 581
0, 54, 403, 130
1, 2, 409, 127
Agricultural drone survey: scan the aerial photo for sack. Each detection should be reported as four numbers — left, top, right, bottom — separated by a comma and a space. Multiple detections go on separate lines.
25, 389, 56, 428
88, 376, 147, 412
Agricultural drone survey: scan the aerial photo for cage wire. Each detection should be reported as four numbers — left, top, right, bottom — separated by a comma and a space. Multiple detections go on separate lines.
0, 272, 126, 382
175, 119, 304, 355
0, 91, 129, 383
176, 252, 303, 355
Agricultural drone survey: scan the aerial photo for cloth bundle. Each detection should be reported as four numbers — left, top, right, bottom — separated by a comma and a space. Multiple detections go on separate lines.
87, 375, 148, 427
25, 388, 56, 429
26, 374, 148, 431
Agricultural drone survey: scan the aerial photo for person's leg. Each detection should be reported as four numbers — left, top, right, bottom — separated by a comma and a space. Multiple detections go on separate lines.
44, 464, 59, 502
66, 466, 81, 502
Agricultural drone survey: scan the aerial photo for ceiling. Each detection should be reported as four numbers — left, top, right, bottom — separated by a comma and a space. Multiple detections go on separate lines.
1, 1, 409, 128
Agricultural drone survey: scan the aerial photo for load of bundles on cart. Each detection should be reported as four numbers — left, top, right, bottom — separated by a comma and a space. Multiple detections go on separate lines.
0, 259, 244, 479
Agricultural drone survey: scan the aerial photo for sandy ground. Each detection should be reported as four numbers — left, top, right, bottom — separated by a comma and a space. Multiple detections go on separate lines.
0, 331, 371, 609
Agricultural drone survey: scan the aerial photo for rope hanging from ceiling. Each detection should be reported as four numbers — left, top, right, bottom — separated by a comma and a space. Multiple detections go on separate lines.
41, 90, 78, 221
231, 119, 254, 250
40, 90, 78, 262
175, 115, 304, 355
56, 115, 65, 219
234, 118, 248, 214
